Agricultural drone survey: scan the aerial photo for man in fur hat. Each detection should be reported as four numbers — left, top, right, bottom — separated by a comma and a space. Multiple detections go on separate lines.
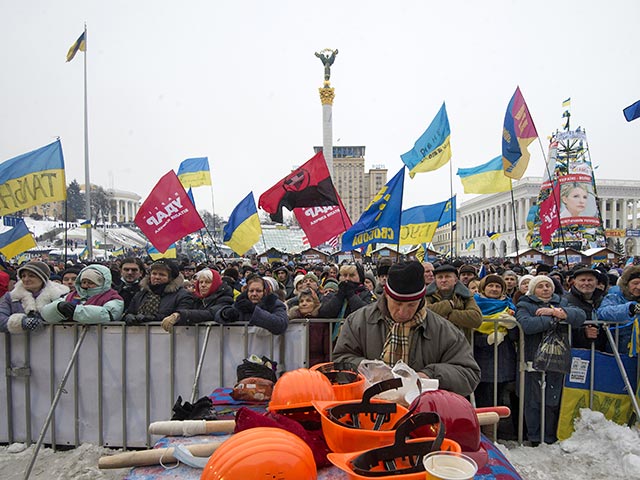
333, 261, 480, 396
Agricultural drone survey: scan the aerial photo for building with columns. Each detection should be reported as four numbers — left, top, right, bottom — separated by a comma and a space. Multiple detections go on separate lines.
107, 188, 141, 223
444, 177, 640, 258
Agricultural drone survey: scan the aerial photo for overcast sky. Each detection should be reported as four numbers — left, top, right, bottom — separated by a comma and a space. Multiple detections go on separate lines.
1, 1, 638, 219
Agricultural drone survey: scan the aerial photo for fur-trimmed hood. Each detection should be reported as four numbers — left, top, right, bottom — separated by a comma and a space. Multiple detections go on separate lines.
10, 280, 69, 314
619, 265, 640, 301
139, 274, 185, 295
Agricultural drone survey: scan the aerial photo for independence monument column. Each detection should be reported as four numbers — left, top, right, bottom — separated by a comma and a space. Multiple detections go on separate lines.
315, 48, 338, 177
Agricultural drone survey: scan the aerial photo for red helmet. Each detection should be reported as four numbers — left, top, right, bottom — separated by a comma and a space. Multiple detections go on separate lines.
409, 389, 488, 467
200, 427, 317, 480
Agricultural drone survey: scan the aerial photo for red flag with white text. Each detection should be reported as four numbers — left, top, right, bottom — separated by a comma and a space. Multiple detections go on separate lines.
294, 192, 351, 248
134, 171, 205, 253
539, 182, 560, 245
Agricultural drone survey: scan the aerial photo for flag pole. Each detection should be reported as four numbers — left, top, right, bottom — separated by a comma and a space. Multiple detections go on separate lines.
209, 184, 217, 241
82, 23, 93, 260
449, 151, 455, 258
509, 181, 520, 264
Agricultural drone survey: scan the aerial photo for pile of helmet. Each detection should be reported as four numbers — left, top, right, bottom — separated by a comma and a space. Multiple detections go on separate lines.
201, 366, 485, 480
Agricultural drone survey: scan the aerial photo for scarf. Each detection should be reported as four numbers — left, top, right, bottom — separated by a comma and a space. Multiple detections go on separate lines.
381, 306, 424, 366
474, 294, 516, 345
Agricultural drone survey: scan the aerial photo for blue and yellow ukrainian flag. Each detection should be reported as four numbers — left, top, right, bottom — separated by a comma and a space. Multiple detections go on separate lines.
177, 157, 211, 189
66, 31, 86, 62
342, 168, 405, 250
399, 196, 455, 246
112, 246, 125, 257
223, 192, 262, 255
80, 219, 92, 229
148, 243, 177, 260
457, 156, 512, 194
401, 102, 452, 178
0, 220, 36, 259
562, 97, 571, 108
487, 231, 501, 241
0, 140, 66, 216
465, 239, 475, 250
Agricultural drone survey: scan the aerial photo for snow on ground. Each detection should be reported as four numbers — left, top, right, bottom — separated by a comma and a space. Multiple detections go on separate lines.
1, 409, 639, 480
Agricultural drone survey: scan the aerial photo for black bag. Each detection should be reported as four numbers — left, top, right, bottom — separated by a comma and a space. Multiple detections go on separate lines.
236, 356, 277, 383
533, 323, 571, 373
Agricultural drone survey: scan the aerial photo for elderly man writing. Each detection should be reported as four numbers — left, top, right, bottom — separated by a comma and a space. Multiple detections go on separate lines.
333, 261, 480, 396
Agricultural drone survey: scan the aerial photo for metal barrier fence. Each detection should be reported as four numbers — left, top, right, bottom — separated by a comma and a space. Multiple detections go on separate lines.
2, 317, 637, 451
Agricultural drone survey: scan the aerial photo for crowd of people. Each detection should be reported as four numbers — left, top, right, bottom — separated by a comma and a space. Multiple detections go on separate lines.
0, 253, 637, 446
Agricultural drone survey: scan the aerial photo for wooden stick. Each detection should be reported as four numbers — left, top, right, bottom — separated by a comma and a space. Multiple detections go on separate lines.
476, 411, 500, 426
148, 419, 235, 436
98, 441, 223, 469
475, 406, 511, 418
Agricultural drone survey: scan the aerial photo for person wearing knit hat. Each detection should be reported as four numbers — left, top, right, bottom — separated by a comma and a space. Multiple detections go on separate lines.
565, 267, 607, 352
473, 272, 517, 413
534, 263, 552, 275
424, 263, 482, 331
515, 269, 585, 445
596, 264, 640, 355
333, 261, 480, 396
293, 274, 305, 293
123, 259, 193, 325
322, 279, 339, 294
0, 261, 69, 334
159, 268, 235, 332
513, 274, 534, 305
41, 264, 124, 325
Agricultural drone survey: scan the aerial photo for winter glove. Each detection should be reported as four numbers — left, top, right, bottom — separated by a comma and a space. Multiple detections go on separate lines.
22, 312, 43, 331
338, 281, 358, 299
235, 298, 255, 314
220, 306, 240, 323
260, 293, 277, 311
56, 301, 76, 320
161, 313, 180, 333
630, 303, 640, 316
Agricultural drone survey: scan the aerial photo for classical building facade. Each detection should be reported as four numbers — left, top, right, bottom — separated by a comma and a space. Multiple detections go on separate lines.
106, 188, 141, 223
432, 177, 640, 258
313, 146, 387, 221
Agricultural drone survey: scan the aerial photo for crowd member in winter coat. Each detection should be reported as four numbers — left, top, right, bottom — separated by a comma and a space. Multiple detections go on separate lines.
319, 264, 373, 319
274, 265, 295, 299
333, 261, 480, 396
596, 264, 640, 355
516, 275, 585, 445
221, 274, 288, 335
458, 264, 477, 287
116, 257, 145, 311
124, 259, 193, 325
513, 274, 534, 305
61, 266, 82, 293
0, 261, 69, 333
566, 267, 607, 351
160, 268, 234, 332
424, 264, 482, 332
288, 289, 328, 366
502, 270, 519, 299
42, 264, 124, 324
472, 275, 517, 408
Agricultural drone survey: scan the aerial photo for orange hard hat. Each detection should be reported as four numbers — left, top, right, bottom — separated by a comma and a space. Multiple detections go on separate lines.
268, 368, 336, 412
328, 412, 461, 480
310, 361, 365, 401
200, 427, 317, 480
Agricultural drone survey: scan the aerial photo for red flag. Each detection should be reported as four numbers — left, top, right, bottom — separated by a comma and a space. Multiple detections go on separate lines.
540, 183, 560, 245
134, 171, 205, 253
258, 151, 338, 223
294, 191, 351, 248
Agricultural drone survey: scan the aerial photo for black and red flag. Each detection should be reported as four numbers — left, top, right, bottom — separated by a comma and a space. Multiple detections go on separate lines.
259, 151, 339, 223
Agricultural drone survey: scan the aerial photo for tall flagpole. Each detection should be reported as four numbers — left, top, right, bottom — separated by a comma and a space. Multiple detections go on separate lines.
83, 23, 93, 259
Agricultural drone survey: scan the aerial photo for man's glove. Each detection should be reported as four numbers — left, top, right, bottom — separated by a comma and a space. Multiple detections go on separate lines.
161, 313, 180, 333
338, 281, 358, 299
220, 307, 240, 323
631, 303, 640, 316
235, 298, 255, 314
22, 312, 43, 331
56, 301, 76, 319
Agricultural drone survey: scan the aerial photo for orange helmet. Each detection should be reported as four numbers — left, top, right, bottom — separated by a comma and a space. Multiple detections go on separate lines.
268, 368, 336, 412
200, 427, 317, 480
313, 378, 411, 453
310, 362, 365, 401
328, 412, 461, 480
